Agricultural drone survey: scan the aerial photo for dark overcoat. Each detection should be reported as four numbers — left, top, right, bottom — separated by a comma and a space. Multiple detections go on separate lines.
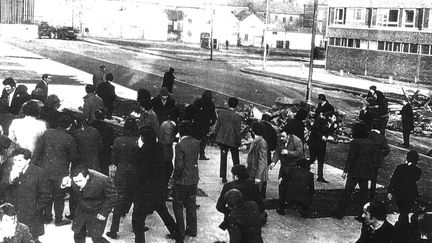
313, 102, 334, 119
1, 88, 24, 115
39, 106, 62, 129
3, 164, 50, 238
344, 138, 376, 179
32, 128, 78, 179
193, 97, 216, 135
96, 81, 116, 110
2, 223, 34, 243
388, 163, 422, 201
227, 201, 263, 243
401, 103, 414, 132
132, 143, 168, 212
216, 179, 265, 215
71, 169, 117, 237
71, 126, 102, 171
151, 95, 175, 125
307, 117, 331, 149
35, 80, 48, 101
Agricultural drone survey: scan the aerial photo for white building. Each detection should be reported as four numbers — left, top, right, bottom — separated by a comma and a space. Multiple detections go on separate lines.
236, 10, 265, 46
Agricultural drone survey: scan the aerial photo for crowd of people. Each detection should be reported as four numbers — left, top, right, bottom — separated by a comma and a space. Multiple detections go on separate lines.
0, 65, 429, 243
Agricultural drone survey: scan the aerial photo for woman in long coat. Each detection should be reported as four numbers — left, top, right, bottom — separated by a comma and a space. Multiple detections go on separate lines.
246, 122, 268, 198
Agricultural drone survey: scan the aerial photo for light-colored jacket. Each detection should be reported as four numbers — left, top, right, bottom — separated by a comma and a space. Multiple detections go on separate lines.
247, 136, 268, 182
9, 116, 47, 154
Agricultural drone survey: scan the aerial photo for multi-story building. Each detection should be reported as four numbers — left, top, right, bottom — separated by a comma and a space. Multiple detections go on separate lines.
0, 0, 34, 24
326, 0, 432, 83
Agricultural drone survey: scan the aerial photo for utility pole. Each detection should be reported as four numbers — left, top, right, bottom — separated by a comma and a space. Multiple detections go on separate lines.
210, 6, 214, 60
262, 0, 269, 70
306, 0, 318, 103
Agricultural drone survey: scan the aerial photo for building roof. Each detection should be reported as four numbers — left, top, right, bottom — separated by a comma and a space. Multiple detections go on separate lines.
235, 9, 254, 21
254, 1, 303, 15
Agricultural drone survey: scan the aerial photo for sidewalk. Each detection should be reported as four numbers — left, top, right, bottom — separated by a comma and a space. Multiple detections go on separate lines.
0, 39, 384, 242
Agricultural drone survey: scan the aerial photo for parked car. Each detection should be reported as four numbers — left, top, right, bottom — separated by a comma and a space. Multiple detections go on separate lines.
55, 26, 78, 40
38, 22, 54, 39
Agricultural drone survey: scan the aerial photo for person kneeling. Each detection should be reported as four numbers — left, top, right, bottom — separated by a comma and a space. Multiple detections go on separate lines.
224, 189, 263, 243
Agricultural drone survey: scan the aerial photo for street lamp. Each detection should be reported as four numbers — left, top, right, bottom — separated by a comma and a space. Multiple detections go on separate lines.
262, 0, 269, 70
306, 0, 318, 103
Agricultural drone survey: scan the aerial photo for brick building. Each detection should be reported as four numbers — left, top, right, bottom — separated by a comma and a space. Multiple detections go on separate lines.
326, 0, 432, 84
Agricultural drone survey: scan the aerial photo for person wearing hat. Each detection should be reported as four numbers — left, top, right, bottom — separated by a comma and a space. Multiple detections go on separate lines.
388, 150, 422, 224
313, 94, 334, 119
92, 64, 106, 90
162, 67, 176, 94
151, 87, 175, 125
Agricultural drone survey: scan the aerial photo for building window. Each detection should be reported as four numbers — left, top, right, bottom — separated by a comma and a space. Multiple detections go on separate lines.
272, 31, 277, 35
355, 39, 361, 48
421, 44, 431, 55
342, 38, 347, 46
385, 42, 392, 51
334, 8, 345, 25
275, 15, 278, 20
244, 34, 248, 42
403, 9, 415, 28
329, 37, 335, 45
423, 9, 431, 29
402, 43, 410, 52
410, 44, 418, 53
188, 18, 192, 23
283, 17, 286, 23
376, 9, 399, 27
335, 38, 341, 46
393, 42, 401, 52
346, 8, 366, 26
290, 16, 293, 22
378, 41, 385, 50
348, 39, 354, 47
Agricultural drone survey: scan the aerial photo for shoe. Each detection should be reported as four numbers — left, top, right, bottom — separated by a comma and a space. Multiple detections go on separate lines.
185, 229, 197, 237
144, 226, 149, 232
199, 156, 210, 160
54, 219, 71, 226
166, 233, 178, 240
354, 216, 364, 223
106, 231, 118, 239
65, 215, 74, 220
195, 204, 201, 209
317, 178, 329, 183
166, 196, 173, 202
399, 143, 410, 148
221, 178, 227, 183
276, 208, 286, 215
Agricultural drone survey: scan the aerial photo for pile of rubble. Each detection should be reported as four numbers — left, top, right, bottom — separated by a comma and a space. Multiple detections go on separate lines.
387, 91, 432, 137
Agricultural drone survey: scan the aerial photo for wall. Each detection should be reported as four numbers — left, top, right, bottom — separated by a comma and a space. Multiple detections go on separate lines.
326, 46, 432, 83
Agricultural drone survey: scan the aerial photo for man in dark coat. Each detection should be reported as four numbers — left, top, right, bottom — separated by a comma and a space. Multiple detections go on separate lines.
269, 130, 303, 215
261, 114, 277, 166
39, 94, 63, 129
336, 123, 375, 219
96, 73, 116, 119
308, 112, 337, 183
173, 121, 200, 243
89, 110, 114, 176
283, 108, 308, 144
2, 148, 50, 242
82, 84, 104, 124
368, 122, 390, 199
0, 78, 21, 115
356, 201, 395, 243
0, 99, 16, 136
34, 74, 51, 102
224, 189, 264, 243
92, 65, 106, 90
32, 115, 78, 226
400, 100, 414, 148
359, 97, 379, 132
215, 97, 242, 183
367, 86, 389, 135
162, 67, 175, 94
313, 94, 334, 119
131, 126, 178, 243
193, 90, 217, 160
216, 165, 265, 230
69, 113, 102, 219
388, 150, 422, 225
60, 167, 117, 243
151, 88, 175, 125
